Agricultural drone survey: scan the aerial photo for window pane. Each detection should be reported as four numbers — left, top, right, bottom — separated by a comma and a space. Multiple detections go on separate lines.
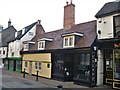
86, 54, 90, 65
35, 62, 37, 69
65, 38, 68, 46
81, 54, 85, 65
25, 61, 27, 68
69, 37, 73, 46
38, 63, 41, 70
115, 16, 120, 26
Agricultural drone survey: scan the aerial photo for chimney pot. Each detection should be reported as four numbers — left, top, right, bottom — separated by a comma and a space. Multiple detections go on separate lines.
38, 20, 41, 24
8, 19, 11, 27
66, 1, 68, 5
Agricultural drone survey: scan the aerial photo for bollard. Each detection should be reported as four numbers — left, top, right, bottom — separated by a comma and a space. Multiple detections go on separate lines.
23, 68, 26, 78
36, 70, 39, 81
57, 85, 63, 90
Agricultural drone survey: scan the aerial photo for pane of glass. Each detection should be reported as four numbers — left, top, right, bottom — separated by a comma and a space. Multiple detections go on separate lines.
69, 37, 73, 46
86, 54, 90, 65
38, 63, 41, 70
114, 49, 120, 80
115, 16, 120, 26
115, 27, 120, 33
81, 54, 85, 65
65, 38, 68, 46
35, 62, 37, 69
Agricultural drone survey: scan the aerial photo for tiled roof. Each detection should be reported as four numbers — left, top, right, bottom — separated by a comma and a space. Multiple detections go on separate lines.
15, 21, 37, 40
1, 26, 17, 47
29, 20, 96, 50
95, 1, 120, 18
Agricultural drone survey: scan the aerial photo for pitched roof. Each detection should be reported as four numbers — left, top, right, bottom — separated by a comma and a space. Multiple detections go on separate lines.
95, 1, 120, 18
1, 26, 17, 47
15, 21, 37, 40
29, 20, 96, 51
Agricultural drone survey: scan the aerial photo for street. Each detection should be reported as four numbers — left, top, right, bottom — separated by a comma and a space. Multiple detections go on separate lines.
2, 69, 54, 88
1, 68, 113, 90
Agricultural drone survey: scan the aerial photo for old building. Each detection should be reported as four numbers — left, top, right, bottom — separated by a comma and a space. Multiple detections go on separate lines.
21, 1, 97, 87
0, 20, 17, 67
7, 20, 45, 72
95, 1, 120, 89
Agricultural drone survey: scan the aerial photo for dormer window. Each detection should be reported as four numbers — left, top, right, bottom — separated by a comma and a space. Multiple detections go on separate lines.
38, 41, 45, 50
64, 36, 74, 47
23, 41, 35, 51
24, 44, 29, 51
62, 32, 83, 48
38, 38, 53, 50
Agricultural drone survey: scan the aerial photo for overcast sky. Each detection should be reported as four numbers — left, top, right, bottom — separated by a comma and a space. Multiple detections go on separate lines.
0, 0, 114, 32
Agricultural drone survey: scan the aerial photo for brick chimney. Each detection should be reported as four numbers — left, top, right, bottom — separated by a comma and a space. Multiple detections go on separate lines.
36, 20, 45, 35
63, 1, 75, 29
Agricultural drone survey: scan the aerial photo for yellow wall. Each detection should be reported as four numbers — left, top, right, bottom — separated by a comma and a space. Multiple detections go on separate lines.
22, 53, 52, 78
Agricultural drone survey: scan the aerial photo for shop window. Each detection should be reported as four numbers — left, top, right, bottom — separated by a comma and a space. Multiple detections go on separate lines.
75, 53, 91, 82
114, 49, 120, 80
53, 54, 64, 75
81, 54, 90, 65
114, 15, 120, 38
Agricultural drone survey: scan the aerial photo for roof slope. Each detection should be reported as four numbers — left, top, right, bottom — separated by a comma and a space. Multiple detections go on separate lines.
1, 26, 17, 47
29, 20, 96, 50
95, 1, 120, 18
15, 21, 37, 40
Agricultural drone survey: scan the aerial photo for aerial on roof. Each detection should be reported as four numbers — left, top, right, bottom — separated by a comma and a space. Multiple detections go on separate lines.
26, 20, 96, 51
1, 26, 17, 47
95, 1, 120, 18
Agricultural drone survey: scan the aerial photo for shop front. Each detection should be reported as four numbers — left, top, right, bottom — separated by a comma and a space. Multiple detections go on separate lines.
52, 47, 97, 87
7, 57, 22, 72
98, 39, 120, 89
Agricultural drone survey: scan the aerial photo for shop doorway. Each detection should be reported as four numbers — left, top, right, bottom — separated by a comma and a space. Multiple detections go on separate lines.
104, 49, 113, 84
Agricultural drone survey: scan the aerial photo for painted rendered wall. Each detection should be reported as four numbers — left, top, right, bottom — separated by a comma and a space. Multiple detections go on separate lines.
97, 50, 104, 86
8, 25, 36, 58
22, 53, 52, 78
97, 13, 120, 39
0, 47, 7, 58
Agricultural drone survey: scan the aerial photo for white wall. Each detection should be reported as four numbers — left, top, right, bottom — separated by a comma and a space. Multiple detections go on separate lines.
8, 24, 36, 58
0, 47, 7, 58
97, 50, 104, 86
97, 13, 120, 39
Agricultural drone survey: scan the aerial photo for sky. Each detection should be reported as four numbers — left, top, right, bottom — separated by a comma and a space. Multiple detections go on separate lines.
0, 0, 115, 32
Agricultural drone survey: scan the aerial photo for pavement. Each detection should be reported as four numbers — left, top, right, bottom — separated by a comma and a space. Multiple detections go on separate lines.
2, 68, 113, 89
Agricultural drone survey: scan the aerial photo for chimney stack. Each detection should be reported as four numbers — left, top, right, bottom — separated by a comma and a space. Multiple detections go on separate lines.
63, 1, 75, 29
36, 20, 45, 35
8, 19, 11, 27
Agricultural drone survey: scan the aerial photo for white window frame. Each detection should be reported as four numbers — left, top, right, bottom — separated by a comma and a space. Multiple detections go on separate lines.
24, 44, 29, 51
38, 41, 45, 50
35, 62, 41, 71
63, 36, 75, 48
24, 61, 27, 68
